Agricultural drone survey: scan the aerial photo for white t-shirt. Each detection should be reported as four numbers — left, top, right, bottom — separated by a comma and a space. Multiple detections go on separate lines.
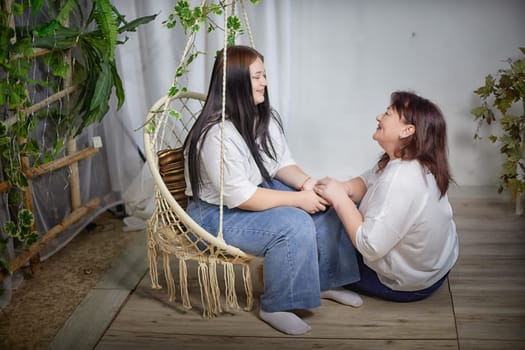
184, 118, 295, 208
356, 159, 459, 291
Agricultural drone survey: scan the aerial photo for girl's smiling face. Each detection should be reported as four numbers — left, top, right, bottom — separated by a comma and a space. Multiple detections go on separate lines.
249, 57, 267, 105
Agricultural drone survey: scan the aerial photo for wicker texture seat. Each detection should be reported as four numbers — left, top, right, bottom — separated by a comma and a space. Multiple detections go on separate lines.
143, 92, 256, 318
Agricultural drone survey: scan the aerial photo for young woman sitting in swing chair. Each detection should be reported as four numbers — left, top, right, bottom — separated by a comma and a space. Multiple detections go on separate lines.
183, 45, 362, 335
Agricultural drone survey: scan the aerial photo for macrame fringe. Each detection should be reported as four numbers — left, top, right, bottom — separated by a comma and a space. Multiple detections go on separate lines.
223, 262, 239, 311
147, 227, 161, 289
198, 260, 213, 318
243, 263, 254, 311
178, 258, 191, 310
163, 252, 177, 302
208, 258, 222, 315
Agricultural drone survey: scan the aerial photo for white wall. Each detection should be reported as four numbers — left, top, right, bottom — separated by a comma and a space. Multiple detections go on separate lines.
262, 0, 524, 187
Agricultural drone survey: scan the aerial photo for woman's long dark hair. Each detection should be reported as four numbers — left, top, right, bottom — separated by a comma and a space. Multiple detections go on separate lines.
184, 45, 283, 200
377, 91, 453, 197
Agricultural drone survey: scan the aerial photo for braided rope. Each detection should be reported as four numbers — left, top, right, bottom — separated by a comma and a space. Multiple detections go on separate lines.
240, 0, 255, 48
218, 0, 232, 241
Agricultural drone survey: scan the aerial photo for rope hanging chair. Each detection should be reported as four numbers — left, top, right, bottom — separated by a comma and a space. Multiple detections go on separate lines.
143, 0, 258, 318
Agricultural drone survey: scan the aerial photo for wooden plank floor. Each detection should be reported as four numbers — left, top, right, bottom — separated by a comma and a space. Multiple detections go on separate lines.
64, 195, 525, 350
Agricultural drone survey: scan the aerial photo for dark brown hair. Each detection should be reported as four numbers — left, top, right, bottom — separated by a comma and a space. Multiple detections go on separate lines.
377, 91, 453, 197
184, 45, 282, 200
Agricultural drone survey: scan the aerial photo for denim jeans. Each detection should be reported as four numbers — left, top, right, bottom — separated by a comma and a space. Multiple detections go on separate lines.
186, 180, 360, 312
345, 251, 448, 302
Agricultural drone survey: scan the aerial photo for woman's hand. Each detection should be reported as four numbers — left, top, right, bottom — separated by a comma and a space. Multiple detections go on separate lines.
315, 177, 362, 246
314, 177, 351, 207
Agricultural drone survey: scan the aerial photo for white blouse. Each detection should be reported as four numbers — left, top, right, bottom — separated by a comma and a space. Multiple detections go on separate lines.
356, 159, 459, 291
184, 118, 295, 208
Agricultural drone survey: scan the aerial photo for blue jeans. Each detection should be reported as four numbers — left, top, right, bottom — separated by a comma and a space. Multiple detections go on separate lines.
186, 180, 360, 312
345, 251, 448, 302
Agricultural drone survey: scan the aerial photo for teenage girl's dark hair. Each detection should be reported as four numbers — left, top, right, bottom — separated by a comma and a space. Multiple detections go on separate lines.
184, 45, 283, 200
377, 91, 453, 197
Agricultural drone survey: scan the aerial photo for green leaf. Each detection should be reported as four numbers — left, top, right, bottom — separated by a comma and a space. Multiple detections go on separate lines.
44, 51, 70, 79
54, 138, 65, 154
473, 75, 495, 98
110, 61, 125, 109
31, 26, 81, 50
471, 106, 488, 120
168, 86, 180, 97
56, 0, 78, 25
11, 2, 24, 16
89, 62, 113, 116
33, 19, 62, 38
42, 150, 54, 163
145, 121, 156, 134
18, 209, 35, 228
0, 121, 6, 136
168, 109, 181, 119
118, 14, 157, 34
93, 0, 118, 61
30, 0, 45, 18
20, 139, 41, 157
3, 221, 19, 237
227, 15, 242, 32
25, 231, 39, 246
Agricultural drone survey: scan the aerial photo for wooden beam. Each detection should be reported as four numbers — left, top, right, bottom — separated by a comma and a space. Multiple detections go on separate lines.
67, 138, 81, 210
0, 197, 101, 281
0, 180, 11, 193
1, 146, 99, 192
24, 146, 100, 178
20, 85, 79, 115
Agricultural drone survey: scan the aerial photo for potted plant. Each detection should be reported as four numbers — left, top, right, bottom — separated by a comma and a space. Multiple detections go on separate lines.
471, 47, 525, 214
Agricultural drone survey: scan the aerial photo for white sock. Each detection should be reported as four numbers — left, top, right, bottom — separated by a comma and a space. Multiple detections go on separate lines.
259, 309, 311, 335
321, 288, 363, 307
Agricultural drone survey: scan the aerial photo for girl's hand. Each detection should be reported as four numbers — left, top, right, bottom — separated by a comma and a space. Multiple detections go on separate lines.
296, 189, 329, 214
300, 177, 317, 191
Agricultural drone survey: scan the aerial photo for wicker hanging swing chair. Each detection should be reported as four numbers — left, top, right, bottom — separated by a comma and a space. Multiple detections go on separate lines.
143, 0, 258, 318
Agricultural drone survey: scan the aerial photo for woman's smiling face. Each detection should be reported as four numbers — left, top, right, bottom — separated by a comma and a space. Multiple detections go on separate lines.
249, 57, 267, 105
373, 106, 414, 159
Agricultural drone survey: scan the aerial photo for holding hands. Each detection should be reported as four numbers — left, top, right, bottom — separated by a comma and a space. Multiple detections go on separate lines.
297, 177, 329, 213
297, 188, 330, 214
314, 177, 353, 208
